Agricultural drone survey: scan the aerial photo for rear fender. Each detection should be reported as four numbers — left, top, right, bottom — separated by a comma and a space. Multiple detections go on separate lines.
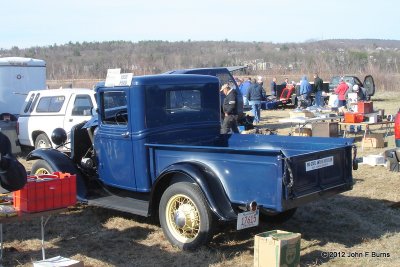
27, 149, 88, 200
151, 162, 236, 221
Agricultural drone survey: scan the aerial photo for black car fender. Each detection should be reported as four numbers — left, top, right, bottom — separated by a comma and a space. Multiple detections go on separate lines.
151, 161, 236, 221
27, 149, 88, 200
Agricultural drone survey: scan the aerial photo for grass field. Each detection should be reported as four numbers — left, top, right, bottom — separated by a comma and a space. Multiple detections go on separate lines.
3, 92, 399, 267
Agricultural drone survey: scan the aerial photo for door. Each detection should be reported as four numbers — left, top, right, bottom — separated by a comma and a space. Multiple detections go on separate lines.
95, 90, 136, 190
64, 94, 94, 132
363, 75, 375, 97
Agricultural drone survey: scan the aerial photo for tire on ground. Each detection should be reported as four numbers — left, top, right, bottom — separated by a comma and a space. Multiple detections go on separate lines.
31, 159, 55, 175
35, 133, 52, 149
159, 181, 214, 250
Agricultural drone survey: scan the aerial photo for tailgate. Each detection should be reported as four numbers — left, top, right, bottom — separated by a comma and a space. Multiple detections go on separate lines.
282, 146, 354, 208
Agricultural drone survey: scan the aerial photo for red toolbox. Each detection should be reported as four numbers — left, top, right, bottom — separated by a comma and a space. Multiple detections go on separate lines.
357, 101, 373, 114
13, 172, 76, 213
344, 112, 364, 123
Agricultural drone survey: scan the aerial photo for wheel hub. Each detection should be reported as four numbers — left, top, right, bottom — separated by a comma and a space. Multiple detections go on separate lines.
174, 203, 195, 228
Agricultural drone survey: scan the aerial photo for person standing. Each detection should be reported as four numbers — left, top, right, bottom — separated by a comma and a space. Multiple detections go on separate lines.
240, 77, 252, 106
270, 77, 277, 97
247, 78, 266, 125
299, 76, 312, 107
220, 84, 239, 134
335, 78, 349, 107
352, 84, 367, 101
281, 78, 289, 88
313, 73, 324, 107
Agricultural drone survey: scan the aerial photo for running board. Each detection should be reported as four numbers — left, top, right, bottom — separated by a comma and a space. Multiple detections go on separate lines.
88, 195, 149, 217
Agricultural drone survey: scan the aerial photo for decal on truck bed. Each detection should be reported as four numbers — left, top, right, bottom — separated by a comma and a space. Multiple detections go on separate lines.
305, 156, 334, 171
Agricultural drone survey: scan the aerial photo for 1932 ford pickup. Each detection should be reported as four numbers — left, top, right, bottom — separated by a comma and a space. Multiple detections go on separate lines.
27, 74, 356, 249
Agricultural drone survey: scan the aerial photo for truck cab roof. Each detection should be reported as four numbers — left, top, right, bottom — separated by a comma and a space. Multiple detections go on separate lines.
97, 74, 220, 88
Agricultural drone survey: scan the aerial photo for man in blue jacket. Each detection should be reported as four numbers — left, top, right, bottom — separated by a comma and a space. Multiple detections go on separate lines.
240, 77, 252, 106
298, 76, 312, 108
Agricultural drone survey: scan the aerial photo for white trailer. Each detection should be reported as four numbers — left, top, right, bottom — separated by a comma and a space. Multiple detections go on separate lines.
0, 57, 46, 118
0, 57, 46, 154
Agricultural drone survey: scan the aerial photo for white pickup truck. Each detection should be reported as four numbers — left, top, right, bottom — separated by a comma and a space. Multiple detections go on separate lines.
17, 88, 96, 149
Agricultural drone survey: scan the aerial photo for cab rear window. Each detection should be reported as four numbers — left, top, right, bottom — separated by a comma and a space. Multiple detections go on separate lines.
36, 96, 65, 113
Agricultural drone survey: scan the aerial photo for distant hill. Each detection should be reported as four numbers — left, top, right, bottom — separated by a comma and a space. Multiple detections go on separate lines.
1, 39, 399, 90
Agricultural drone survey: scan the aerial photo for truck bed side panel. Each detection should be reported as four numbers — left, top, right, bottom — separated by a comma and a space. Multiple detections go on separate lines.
149, 148, 283, 211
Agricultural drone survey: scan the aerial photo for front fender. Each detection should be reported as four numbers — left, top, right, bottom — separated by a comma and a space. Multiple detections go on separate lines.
27, 149, 88, 200
152, 161, 236, 221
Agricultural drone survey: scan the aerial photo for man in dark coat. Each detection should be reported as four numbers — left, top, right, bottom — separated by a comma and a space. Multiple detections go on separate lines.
313, 73, 324, 107
246, 78, 266, 124
0, 132, 27, 193
220, 84, 239, 134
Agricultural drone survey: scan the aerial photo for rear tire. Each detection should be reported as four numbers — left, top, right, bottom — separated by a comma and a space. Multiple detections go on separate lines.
35, 133, 52, 149
260, 208, 297, 224
31, 159, 55, 175
159, 182, 214, 250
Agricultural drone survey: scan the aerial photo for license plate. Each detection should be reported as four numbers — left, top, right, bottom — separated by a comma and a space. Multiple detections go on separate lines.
237, 209, 259, 230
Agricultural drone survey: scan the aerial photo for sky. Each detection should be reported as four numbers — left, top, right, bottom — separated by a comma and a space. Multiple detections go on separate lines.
1, 0, 399, 49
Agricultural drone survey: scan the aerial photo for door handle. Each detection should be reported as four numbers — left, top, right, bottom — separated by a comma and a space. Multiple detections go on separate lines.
69, 118, 73, 122
121, 132, 130, 138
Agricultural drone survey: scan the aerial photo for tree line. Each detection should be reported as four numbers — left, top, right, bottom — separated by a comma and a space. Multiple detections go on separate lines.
1, 39, 400, 90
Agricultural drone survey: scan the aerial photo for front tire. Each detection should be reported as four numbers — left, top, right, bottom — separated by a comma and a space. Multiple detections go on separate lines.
35, 133, 52, 149
159, 182, 214, 250
31, 159, 55, 175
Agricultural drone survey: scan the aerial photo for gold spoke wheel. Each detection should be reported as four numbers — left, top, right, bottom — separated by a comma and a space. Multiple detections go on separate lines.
165, 194, 200, 243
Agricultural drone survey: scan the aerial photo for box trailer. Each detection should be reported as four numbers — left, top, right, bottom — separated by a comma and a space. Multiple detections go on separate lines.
0, 57, 46, 118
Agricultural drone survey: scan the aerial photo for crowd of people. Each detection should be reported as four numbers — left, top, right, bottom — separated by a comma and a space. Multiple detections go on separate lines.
220, 74, 369, 133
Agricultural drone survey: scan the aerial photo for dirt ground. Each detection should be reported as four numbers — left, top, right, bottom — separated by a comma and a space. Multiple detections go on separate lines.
3, 92, 400, 267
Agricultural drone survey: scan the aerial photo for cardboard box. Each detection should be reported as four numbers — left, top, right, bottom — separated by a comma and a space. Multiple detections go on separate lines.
292, 128, 312, 137
289, 110, 314, 118
33, 256, 84, 267
362, 155, 386, 166
13, 172, 76, 213
254, 230, 301, 267
363, 133, 384, 148
312, 122, 338, 137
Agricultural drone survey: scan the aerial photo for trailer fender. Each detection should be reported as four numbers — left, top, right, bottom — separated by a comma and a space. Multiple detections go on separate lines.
26, 149, 88, 200
151, 161, 236, 221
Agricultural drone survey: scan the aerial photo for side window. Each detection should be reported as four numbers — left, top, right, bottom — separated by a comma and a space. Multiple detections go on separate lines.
145, 83, 220, 128
36, 96, 65, 113
23, 93, 35, 113
166, 90, 201, 113
101, 91, 128, 125
71, 94, 93, 116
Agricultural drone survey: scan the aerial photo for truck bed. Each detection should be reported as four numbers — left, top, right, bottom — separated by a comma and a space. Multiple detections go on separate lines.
146, 134, 354, 213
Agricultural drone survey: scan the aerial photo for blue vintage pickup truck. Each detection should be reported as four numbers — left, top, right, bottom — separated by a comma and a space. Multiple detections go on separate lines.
27, 74, 356, 250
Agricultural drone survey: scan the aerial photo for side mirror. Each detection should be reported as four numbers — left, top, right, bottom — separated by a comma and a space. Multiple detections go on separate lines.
51, 128, 67, 146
